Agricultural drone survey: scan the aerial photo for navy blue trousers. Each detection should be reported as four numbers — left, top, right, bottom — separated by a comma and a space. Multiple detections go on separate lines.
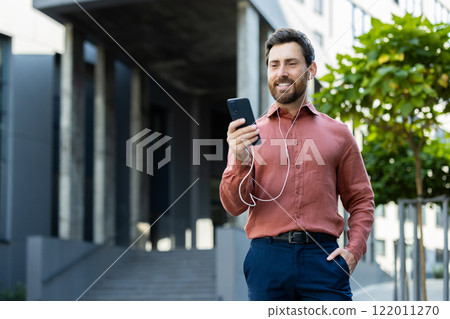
243, 237, 352, 301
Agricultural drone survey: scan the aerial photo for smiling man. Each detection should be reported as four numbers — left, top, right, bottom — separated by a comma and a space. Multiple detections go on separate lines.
220, 28, 375, 301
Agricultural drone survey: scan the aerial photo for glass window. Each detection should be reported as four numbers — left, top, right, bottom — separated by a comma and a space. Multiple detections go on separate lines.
375, 205, 385, 217
376, 240, 386, 256
435, 249, 449, 262
405, 244, 414, 259
406, 204, 427, 225
435, 204, 444, 228
314, 0, 323, 15
352, 5, 370, 39
405, 204, 414, 221
436, 249, 443, 262
313, 31, 323, 47
363, 13, 371, 34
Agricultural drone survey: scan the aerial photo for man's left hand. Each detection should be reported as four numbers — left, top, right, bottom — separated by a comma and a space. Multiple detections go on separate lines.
327, 248, 356, 275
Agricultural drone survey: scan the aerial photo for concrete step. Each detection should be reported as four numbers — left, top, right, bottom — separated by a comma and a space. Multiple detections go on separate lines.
80, 249, 216, 301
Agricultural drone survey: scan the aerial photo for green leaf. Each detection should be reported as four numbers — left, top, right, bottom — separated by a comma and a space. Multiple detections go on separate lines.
371, 17, 384, 30
360, 77, 370, 87
395, 70, 408, 78
382, 81, 392, 95
367, 50, 379, 61
346, 73, 360, 83
377, 66, 396, 76
320, 73, 335, 83
399, 101, 415, 116
409, 38, 419, 46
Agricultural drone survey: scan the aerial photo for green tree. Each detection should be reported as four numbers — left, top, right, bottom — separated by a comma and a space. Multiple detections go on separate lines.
362, 128, 450, 205
314, 14, 450, 300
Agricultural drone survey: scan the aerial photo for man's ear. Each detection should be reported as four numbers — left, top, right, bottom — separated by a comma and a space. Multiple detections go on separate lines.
308, 61, 317, 80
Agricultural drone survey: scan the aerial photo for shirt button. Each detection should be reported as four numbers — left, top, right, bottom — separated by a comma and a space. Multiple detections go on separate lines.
296, 215, 301, 219
295, 165, 301, 169
296, 190, 300, 195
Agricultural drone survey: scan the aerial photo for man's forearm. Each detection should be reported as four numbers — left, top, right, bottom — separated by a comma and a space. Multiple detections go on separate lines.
219, 151, 254, 216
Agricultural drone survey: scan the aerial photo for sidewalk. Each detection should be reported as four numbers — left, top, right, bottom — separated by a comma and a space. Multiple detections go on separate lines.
352, 278, 448, 301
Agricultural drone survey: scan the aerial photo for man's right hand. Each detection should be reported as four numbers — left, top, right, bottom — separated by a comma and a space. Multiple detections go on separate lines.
226, 118, 260, 162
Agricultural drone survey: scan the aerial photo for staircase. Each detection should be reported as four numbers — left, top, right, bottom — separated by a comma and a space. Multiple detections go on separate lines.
80, 249, 216, 301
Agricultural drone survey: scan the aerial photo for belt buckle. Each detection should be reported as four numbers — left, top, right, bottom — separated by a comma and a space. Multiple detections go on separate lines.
288, 231, 305, 244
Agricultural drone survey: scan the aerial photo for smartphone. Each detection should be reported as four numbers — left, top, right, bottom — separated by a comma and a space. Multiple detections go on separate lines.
227, 97, 261, 145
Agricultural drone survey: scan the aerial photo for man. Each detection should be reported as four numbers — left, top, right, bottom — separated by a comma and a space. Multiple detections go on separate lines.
219, 28, 374, 301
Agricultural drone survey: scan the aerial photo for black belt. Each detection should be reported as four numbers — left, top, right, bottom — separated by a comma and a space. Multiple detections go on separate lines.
268, 231, 336, 244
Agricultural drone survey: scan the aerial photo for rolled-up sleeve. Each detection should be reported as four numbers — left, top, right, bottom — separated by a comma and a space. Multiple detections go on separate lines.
219, 149, 254, 216
337, 129, 375, 262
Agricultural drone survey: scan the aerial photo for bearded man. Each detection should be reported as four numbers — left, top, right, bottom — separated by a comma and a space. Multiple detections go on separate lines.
219, 28, 374, 301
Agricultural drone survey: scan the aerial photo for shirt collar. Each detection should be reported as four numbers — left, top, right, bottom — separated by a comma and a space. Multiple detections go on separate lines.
266, 101, 320, 118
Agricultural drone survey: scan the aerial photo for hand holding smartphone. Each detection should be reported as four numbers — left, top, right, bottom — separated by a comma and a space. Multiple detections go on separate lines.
227, 98, 261, 145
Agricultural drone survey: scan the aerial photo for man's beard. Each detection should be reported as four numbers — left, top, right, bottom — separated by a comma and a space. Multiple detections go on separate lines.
269, 76, 307, 104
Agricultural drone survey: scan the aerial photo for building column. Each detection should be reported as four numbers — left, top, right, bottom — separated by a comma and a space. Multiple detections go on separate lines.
189, 96, 200, 249
169, 101, 191, 250
139, 75, 150, 250
93, 45, 116, 244
259, 23, 274, 114
59, 23, 85, 240
237, 0, 260, 116
129, 67, 144, 245
235, 0, 260, 229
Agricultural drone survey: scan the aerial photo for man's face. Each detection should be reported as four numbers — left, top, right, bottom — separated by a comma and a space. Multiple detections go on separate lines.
267, 42, 309, 104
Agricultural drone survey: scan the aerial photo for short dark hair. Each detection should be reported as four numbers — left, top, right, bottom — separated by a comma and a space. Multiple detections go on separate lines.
265, 28, 315, 67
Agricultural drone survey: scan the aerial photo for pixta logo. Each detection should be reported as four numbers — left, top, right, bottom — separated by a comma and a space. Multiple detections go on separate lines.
127, 129, 326, 175
126, 129, 172, 176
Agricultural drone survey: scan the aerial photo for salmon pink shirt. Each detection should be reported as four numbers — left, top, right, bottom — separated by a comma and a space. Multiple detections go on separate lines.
219, 102, 375, 262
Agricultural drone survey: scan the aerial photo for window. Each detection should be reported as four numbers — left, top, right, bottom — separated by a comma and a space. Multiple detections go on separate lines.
435, 204, 444, 228
397, 0, 423, 15
375, 205, 385, 217
375, 239, 386, 256
351, 4, 371, 40
314, 0, 323, 15
436, 249, 450, 262
432, 0, 450, 23
405, 204, 426, 225
405, 244, 414, 259
436, 249, 444, 262
313, 31, 323, 47
405, 204, 414, 221
422, 205, 426, 225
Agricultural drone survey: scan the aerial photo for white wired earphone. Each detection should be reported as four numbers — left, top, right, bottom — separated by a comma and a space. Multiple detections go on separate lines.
238, 71, 312, 207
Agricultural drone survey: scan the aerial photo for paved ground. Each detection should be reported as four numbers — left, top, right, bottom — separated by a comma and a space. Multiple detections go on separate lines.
352, 278, 448, 301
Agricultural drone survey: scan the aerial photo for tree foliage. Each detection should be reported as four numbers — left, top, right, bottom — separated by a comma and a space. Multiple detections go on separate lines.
362, 128, 450, 205
314, 14, 450, 149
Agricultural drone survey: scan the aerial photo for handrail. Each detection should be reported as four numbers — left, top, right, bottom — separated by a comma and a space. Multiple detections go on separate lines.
396, 195, 449, 301
398, 195, 449, 205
